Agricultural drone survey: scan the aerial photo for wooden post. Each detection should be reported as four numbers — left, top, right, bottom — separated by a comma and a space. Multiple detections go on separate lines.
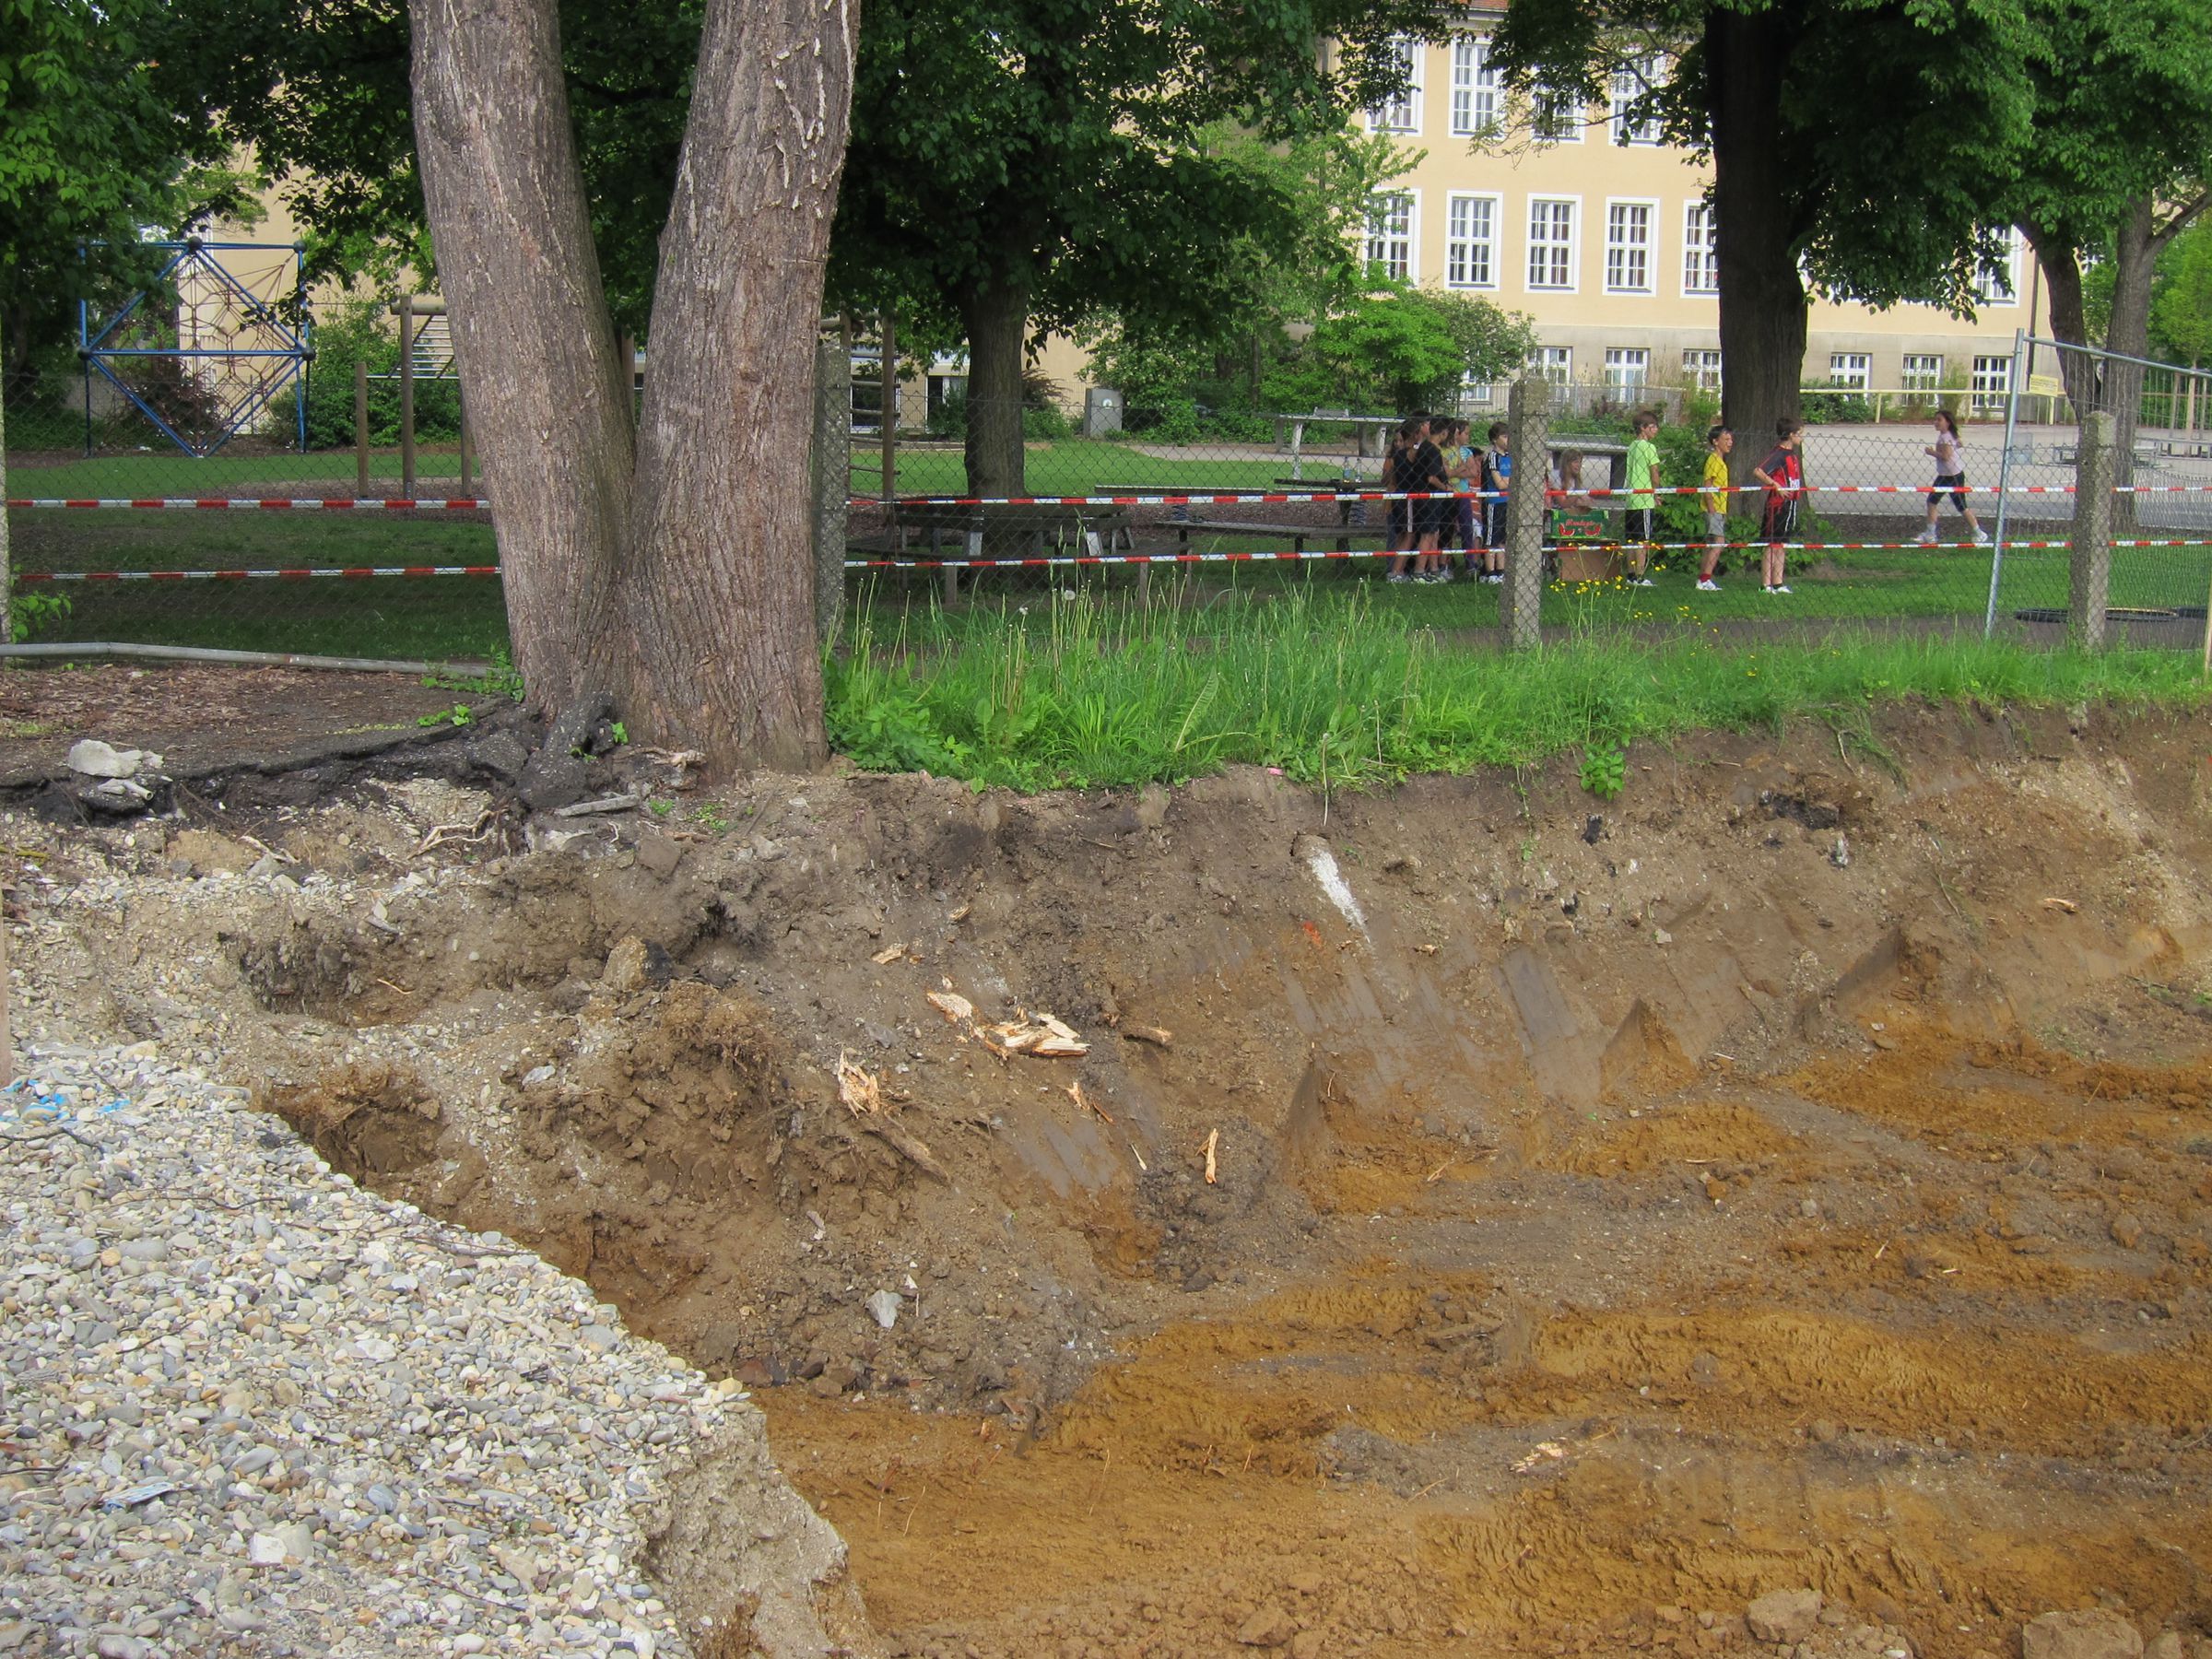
2070, 409, 2114, 652
399, 294, 417, 500
812, 338, 851, 646
878, 308, 898, 506
1503, 377, 1550, 652
354, 358, 371, 494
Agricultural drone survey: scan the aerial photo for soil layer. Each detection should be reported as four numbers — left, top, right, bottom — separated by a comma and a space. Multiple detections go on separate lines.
18, 697, 2212, 1659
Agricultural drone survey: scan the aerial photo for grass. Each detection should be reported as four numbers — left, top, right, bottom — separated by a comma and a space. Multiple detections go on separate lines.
825, 582, 2212, 792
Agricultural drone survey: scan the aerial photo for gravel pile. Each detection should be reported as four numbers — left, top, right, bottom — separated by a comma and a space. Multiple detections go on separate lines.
0, 1035, 742, 1659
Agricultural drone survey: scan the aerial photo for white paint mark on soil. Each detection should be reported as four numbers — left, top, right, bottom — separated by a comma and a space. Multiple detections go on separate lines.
1302, 839, 1369, 945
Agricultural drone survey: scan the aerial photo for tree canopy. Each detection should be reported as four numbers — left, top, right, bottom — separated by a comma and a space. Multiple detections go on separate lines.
0, 0, 253, 393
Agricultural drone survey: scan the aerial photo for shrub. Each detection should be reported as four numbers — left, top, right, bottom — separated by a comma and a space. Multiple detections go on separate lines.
272, 300, 460, 451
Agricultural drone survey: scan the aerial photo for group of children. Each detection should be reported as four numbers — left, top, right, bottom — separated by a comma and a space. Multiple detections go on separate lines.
1382, 407, 1814, 595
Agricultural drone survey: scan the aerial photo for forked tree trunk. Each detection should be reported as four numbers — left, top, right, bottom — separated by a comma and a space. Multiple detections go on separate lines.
409, 0, 853, 770
2022, 220, 2098, 416
958, 278, 1030, 498
1707, 8, 1808, 470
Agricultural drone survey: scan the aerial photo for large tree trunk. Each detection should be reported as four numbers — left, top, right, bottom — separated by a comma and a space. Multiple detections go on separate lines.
958, 278, 1030, 497
2021, 219, 2099, 416
410, 0, 633, 712
410, 0, 851, 770
1707, 8, 1807, 467
607, 0, 852, 764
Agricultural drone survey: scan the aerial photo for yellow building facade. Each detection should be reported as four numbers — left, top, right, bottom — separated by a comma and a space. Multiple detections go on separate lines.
1356, 16, 2048, 412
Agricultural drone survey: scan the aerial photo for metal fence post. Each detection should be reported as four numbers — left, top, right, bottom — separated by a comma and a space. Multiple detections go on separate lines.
1503, 377, 1549, 651
354, 359, 370, 495
812, 337, 852, 647
2070, 408, 2114, 651
1983, 327, 2027, 639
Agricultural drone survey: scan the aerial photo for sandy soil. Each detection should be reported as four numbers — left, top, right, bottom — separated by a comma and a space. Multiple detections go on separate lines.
10, 685, 2212, 1659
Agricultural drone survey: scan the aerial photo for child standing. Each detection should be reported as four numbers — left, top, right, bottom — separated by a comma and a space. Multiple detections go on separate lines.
1698, 424, 1733, 591
1382, 416, 1423, 583
1748, 417, 1805, 594
1480, 422, 1512, 582
1621, 411, 1661, 586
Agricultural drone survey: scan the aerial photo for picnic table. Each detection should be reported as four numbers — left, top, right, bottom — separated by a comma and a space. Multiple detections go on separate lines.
879, 500, 1135, 601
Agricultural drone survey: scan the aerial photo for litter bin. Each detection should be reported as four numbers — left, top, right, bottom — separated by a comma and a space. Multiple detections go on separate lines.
1083, 388, 1124, 439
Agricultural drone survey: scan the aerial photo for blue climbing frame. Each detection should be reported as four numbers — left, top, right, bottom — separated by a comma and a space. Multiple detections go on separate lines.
77, 240, 312, 458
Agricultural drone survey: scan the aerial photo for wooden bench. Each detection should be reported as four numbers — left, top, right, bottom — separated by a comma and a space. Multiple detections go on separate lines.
889, 501, 1134, 601
1174, 518, 1393, 556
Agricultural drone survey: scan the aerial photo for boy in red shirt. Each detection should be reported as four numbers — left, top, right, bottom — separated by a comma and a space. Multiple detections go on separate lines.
1748, 418, 1805, 594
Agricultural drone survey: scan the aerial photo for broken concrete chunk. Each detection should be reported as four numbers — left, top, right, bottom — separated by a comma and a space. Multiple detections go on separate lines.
66, 739, 159, 778
1745, 1588, 1822, 1645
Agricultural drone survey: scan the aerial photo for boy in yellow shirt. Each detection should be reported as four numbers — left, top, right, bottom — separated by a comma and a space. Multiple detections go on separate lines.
1698, 424, 1732, 591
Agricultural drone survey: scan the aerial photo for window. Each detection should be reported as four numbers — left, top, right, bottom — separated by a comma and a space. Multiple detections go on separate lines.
1605, 347, 1650, 393
1365, 192, 1417, 281
1900, 354, 1944, 393
1971, 353, 2012, 412
1369, 38, 1421, 134
1828, 352, 1871, 390
1682, 203, 1718, 295
1445, 194, 1500, 288
1527, 198, 1578, 290
1450, 36, 1500, 136
1534, 346, 1572, 385
1458, 370, 1497, 412
1682, 348, 1723, 393
1533, 82, 1583, 143
1975, 228, 2020, 304
1609, 56, 1662, 145
1605, 201, 1655, 293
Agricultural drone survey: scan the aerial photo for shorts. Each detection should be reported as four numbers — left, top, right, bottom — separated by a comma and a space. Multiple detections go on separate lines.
1414, 497, 1453, 543
1761, 498, 1800, 544
1624, 508, 1654, 544
1483, 500, 1508, 547
1704, 510, 1726, 541
1387, 501, 1411, 545
1932, 471, 1968, 512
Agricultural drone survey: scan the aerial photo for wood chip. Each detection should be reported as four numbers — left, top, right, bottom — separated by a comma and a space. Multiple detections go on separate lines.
948, 903, 971, 923
2041, 896, 2078, 913
863, 1120, 948, 1182
1067, 1080, 1113, 1126
553, 793, 641, 818
870, 944, 907, 965
834, 1053, 884, 1116
1202, 1127, 1218, 1185
925, 989, 975, 1023
1123, 1024, 1173, 1049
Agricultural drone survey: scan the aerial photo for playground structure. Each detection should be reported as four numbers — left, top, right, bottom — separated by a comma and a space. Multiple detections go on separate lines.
77, 240, 311, 458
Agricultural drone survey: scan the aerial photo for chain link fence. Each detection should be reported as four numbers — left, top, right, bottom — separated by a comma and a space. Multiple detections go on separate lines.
9, 346, 2210, 663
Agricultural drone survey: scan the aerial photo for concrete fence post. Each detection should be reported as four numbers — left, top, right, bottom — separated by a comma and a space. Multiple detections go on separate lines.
1503, 377, 1550, 651
354, 359, 370, 495
2070, 409, 2114, 651
812, 338, 852, 648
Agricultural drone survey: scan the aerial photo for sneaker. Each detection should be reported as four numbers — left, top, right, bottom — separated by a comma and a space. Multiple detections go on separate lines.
1916, 528, 1938, 546
1973, 530, 1992, 546
1631, 576, 1655, 587
1696, 579, 1721, 592
1771, 583, 1792, 594
1487, 571, 1505, 584
1386, 572, 1412, 584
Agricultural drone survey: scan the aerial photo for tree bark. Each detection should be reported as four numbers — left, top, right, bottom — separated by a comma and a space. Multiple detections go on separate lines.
2021, 219, 2099, 415
1707, 8, 1807, 468
958, 278, 1030, 498
606, 0, 851, 766
409, 0, 633, 712
410, 0, 853, 770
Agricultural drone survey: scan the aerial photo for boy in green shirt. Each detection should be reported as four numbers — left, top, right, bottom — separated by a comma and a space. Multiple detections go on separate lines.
1622, 412, 1661, 586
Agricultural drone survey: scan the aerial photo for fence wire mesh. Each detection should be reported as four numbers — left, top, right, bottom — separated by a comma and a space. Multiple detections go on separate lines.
8, 354, 2212, 662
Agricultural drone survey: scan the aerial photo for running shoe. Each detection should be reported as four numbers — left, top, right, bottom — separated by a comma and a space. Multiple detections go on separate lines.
1631, 577, 1655, 588
1386, 572, 1412, 584
1696, 579, 1721, 592
1973, 530, 1992, 546
1772, 583, 1792, 594
1916, 528, 1938, 546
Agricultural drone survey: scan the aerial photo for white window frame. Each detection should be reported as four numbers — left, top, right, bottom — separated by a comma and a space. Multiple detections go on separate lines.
1444, 192, 1500, 289
1368, 37, 1422, 135
1609, 56, 1662, 145
1604, 198, 1657, 295
1458, 370, 1497, 412
1900, 353, 1944, 393
1365, 190, 1418, 282
1682, 202, 1719, 296
1828, 352, 1872, 390
1532, 81, 1583, 144
1604, 347, 1651, 394
1971, 353, 2012, 412
1449, 35, 1500, 137
1534, 346, 1572, 385
1974, 228, 2020, 306
1526, 195, 1580, 292
1682, 348, 1723, 393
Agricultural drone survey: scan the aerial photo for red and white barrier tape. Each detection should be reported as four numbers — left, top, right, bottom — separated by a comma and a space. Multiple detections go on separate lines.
20, 566, 501, 582
4, 497, 488, 511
